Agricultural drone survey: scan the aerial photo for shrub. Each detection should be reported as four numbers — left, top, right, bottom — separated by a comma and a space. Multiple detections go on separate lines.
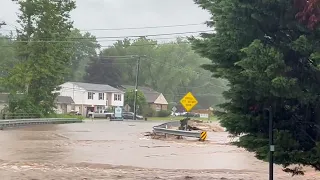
156, 110, 171, 117
143, 107, 156, 117
47, 113, 84, 120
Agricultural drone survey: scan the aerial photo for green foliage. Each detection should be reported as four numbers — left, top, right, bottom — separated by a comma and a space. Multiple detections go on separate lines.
67, 29, 100, 81
84, 56, 123, 87
0, 35, 17, 92
156, 110, 171, 117
85, 37, 227, 108
4, 0, 76, 115
47, 113, 84, 120
143, 107, 156, 117
191, 0, 320, 173
124, 89, 146, 114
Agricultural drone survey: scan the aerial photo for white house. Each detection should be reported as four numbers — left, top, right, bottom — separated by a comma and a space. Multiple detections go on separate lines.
57, 82, 124, 115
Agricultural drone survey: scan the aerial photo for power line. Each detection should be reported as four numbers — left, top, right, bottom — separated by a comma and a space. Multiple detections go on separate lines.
0, 22, 207, 32
1, 36, 195, 44
0, 41, 192, 48
3, 30, 210, 41
73, 23, 207, 31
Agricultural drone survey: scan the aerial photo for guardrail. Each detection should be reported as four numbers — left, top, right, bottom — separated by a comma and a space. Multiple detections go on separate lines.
0, 118, 82, 129
153, 121, 207, 141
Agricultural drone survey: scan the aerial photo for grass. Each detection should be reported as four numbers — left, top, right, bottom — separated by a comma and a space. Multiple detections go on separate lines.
147, 116, 217, 121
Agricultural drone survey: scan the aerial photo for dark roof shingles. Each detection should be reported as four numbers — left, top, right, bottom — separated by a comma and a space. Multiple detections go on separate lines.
70, 82, 123, 93
55, 96, 74, 104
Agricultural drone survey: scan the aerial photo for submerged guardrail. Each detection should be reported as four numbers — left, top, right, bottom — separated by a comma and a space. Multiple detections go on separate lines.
0, 118, 82, 129
152, 121, 207, 141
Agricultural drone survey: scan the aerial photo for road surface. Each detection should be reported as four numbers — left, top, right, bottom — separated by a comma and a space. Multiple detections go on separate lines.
0, 120, 318, 180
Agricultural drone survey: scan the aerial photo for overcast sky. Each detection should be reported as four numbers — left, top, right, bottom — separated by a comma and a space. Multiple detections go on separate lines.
0, 0, 211, 46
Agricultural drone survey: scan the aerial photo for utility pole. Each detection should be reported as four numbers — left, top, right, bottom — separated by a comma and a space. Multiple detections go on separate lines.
133, 56, 141, 120
264, 107, 274, 180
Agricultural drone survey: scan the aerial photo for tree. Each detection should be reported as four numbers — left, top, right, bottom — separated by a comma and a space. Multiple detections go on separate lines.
67, 29, 100, 81
124, 89, 146, 114
0, 34, 16, 92
84, 56, 123, 87
191, 0, 320, 174
88, 37, 227, 107
6, 0, 76, 115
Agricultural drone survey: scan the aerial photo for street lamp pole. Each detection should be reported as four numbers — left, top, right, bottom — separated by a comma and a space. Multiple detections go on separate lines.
264, 107, 274, 180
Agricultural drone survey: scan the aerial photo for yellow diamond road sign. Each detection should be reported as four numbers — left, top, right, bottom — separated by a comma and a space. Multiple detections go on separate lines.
180, 92, 198, 112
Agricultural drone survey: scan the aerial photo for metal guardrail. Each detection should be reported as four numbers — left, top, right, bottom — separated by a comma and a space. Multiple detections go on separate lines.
153, 121, 207, 141
0, 118, 82, 129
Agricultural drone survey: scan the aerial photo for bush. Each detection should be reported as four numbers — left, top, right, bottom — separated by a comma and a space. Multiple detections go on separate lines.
156, 110, 171, 117
47, 113, 84, 120
143, 107, 156, 117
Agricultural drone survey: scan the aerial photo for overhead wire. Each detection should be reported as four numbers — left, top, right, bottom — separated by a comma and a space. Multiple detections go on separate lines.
0, 22, 207, 32
2, 30, 210, 41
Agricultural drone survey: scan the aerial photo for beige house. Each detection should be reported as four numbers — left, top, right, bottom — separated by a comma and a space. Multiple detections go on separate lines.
54, 96, 75, 114
0, 93, 8, 113
119, 85, 168, 111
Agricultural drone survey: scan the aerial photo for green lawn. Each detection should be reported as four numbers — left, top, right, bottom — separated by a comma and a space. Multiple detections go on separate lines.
147, 116, 217, 121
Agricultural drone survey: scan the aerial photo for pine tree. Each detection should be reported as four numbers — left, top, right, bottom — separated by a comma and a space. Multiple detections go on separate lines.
192, 0, 320, 174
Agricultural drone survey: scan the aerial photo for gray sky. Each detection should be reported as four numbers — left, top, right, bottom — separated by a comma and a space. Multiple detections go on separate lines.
0, 0, 211, 46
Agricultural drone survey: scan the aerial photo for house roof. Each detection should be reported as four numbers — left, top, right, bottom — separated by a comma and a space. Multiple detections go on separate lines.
69, 82, 123, 93
0, 93, 9, 103
55, 96, 75, 104
119, 85, 167, 104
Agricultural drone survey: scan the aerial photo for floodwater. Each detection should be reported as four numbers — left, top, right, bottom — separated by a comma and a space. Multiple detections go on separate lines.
0, 120, 318, 180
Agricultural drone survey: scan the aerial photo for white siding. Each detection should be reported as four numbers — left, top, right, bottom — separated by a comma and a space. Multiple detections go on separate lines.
57, 82, 124, 111
58, 82, 107, 106
58, 82, 86, 105
110, 93, 124, 107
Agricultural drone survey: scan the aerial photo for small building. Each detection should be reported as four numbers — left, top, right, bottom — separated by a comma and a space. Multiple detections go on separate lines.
54, 96, 75, 114
0, 93, 8, 113
119, 85, 168, 111
57, 82, 125, 116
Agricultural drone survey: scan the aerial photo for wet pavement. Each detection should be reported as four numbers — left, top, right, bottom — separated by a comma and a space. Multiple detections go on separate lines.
0, 120, 318, 180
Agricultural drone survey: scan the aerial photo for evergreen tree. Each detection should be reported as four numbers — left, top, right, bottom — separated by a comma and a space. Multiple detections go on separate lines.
192, 0, 320, 174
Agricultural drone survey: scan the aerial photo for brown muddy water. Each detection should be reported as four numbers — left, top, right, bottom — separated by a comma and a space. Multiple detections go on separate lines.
0, 120, 318, 180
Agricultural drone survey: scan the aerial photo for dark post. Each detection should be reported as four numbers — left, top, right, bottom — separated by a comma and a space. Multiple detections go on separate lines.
133, 56, 141, 120
264, 107, 274, 180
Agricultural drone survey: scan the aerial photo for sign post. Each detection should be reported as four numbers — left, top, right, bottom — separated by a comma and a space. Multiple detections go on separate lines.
180, 92, 198, 130
113, 106, 123, 121
171, 106, 177, 120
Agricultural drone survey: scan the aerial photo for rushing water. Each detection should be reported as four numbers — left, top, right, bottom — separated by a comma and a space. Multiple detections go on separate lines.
0, 120, 318, 180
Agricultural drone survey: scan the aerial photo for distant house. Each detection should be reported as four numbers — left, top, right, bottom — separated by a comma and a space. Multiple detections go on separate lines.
54, 96, 75, 114
57, 82, 125, 115
0, 93, 9, 113
119, 85, 168, 111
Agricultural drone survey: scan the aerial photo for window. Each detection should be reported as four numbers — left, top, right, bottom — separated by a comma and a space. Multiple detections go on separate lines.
88, 92, 93, 99
96, 106, 105, 113
114, 94, 122, 101
99, 93, 104, 100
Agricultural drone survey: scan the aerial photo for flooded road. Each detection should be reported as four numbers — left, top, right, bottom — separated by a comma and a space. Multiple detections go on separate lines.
0, 120, 318, 180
